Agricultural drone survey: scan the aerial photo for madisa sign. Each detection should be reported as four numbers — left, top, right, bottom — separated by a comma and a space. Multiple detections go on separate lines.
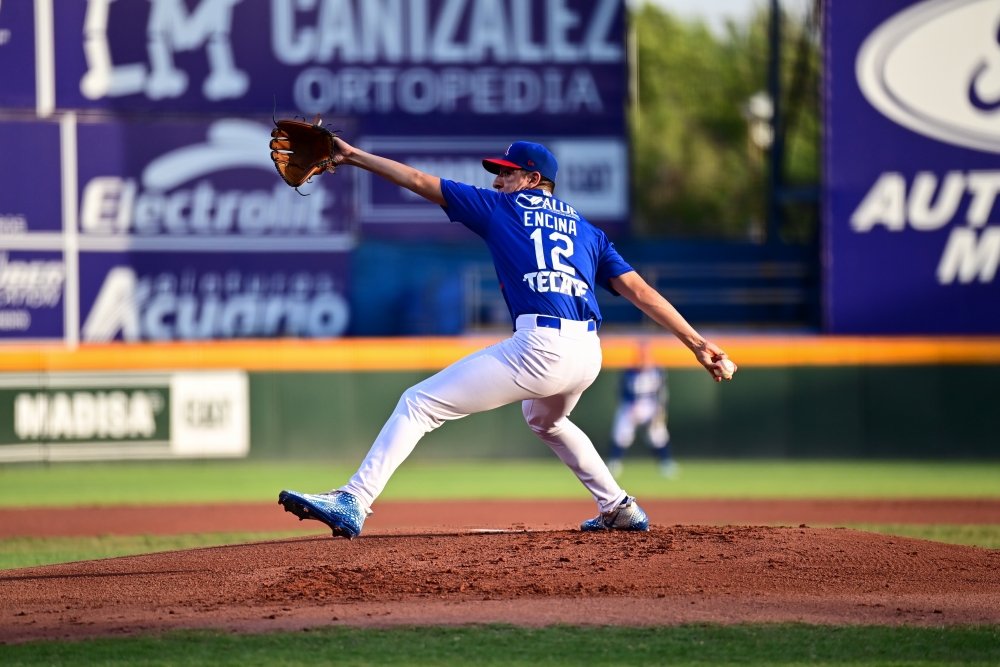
0, 371, 249, 462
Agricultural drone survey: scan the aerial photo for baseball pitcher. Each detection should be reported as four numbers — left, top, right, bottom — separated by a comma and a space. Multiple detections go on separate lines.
278, 139, 736, 537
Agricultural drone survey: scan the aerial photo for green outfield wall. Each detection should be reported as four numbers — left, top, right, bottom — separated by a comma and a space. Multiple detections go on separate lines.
248, 365, 999, 460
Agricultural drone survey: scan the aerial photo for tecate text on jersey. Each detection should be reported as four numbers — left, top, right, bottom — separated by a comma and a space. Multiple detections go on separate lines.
522, 270, 590, 297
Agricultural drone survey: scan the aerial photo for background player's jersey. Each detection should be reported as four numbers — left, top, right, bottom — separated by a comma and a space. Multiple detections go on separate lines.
621, 368, 667, 405
440, 181, 633, 327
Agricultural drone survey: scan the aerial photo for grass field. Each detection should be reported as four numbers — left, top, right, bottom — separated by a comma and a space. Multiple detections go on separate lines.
3, 461, 997, 663
2, 624, 999, 666
0, 531, 320, 570
844, 524, 1000, 549
2, 460, 999, 508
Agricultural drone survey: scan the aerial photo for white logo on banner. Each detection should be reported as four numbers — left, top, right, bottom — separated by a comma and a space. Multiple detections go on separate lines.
850, 170, 1000, 285
14, 390, 164, 440
78, 120, 337, 240
77, 0, 622, 111
0, 371, 249, 462
141, 119, 274, 189
0, 253, 65, 309
81, 266, 350, 342
282, 0, 619, 115
170, 371, 249, 458
80, 0, 248, 100
273, 0, 622, 65
856, 0, 1000, 154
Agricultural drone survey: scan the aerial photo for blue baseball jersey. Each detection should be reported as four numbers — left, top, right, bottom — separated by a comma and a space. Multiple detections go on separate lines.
620, 368, 667, 404
440, 181, 634, 327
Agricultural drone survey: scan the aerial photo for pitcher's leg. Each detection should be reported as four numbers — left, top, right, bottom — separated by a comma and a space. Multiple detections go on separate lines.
341, 341, 538, 508
522, 394, 626, 513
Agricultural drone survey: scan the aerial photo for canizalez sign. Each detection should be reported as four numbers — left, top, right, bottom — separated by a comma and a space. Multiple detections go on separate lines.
825, 0, 1000, 333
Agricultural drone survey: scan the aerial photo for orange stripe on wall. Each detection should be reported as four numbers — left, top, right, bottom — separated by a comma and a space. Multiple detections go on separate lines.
1, 336, 999, 372
608, 336, 1000, 368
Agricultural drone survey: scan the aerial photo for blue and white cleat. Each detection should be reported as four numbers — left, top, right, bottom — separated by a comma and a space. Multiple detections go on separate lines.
278, 490, 370, 539
580, 496, 649, 532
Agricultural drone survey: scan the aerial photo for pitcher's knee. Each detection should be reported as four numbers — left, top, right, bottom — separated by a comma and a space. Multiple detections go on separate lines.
522, 402, 562, 437
397, 386, 446, 431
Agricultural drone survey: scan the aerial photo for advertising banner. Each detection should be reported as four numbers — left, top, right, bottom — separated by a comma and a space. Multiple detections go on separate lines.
358, 136, 627, 224
2, 116, 354, 344
825, 0, 1000, 333
2, 0, 628, 239
75, 117, 356, 251
41, 0, 624, 136
0, 0, 36, 109
0, 370, 249, 462
0, 251, 65, 340
1, 1, 628, 342
0, 121, 63, 234
78, 251, 350, 342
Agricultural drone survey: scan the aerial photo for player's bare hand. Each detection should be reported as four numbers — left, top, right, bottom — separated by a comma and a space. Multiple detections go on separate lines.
694, 341, 736, 382
332, 136, 356, 166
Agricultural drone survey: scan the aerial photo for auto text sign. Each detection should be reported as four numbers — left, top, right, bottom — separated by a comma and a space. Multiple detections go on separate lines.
826, 0, 1000, 333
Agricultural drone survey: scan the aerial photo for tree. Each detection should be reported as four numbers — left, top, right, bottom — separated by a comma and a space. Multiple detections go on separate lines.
630, 2, 820, 241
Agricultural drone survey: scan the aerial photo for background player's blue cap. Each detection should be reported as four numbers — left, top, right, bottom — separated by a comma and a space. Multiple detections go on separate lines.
482, 142, 558, 183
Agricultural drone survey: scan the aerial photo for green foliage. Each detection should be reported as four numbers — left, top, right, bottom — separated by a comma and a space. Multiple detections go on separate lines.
1, 460, 999, 508
630, 4, 820, 240
3, 624, 999, 666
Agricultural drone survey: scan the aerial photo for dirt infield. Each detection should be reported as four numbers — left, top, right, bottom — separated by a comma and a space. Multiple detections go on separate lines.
2, 525, 998, 643
4, 499, 1000, 539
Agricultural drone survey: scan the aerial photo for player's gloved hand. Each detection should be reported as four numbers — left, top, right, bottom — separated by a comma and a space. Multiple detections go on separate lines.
269, 114, 339, 189
693, 341, 736, 382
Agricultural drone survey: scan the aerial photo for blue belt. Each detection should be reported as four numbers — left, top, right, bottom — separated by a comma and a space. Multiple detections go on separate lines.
535, 315, 596, 332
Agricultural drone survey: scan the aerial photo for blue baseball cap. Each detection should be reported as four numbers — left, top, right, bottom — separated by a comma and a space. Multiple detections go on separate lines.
482, 142, 558, 183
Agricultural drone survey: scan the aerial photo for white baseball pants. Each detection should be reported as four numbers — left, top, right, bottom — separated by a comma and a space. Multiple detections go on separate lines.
340, 315, 627, 513
612, 400, 670, 449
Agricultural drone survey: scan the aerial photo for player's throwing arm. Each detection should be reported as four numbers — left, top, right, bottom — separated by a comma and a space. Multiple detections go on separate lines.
608, 272, 737, 382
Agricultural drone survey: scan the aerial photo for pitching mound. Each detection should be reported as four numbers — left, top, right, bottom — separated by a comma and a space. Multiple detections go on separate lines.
2, 525, 998, 643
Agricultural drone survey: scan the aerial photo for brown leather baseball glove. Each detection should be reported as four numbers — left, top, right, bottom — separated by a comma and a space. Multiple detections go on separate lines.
269, 115, 339, 189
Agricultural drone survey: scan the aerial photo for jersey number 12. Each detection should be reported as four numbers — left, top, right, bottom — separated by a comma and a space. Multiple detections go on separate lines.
530, 229, 576, 275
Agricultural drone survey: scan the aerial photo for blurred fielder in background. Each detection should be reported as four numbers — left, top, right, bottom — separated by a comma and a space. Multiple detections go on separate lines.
607, 340, 677, 479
